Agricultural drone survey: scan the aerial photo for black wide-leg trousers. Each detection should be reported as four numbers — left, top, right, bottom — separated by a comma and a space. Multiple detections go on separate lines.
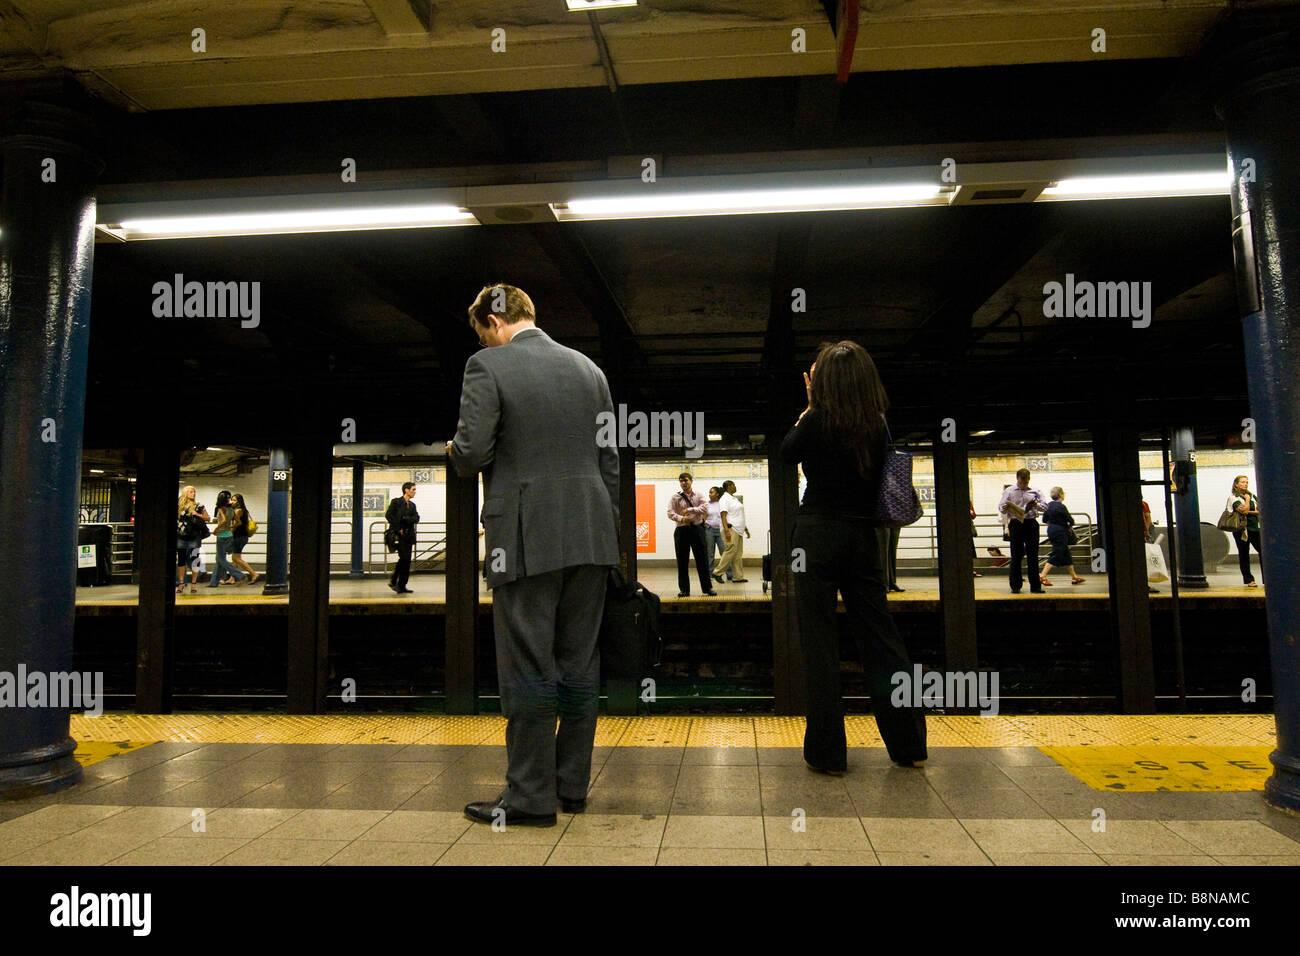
792, 514, 927, 769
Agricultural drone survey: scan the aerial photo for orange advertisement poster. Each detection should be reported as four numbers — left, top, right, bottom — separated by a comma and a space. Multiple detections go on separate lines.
635, 484, 656, 553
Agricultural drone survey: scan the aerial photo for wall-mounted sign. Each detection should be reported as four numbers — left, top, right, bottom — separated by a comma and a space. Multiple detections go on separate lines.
77, 544, 97, 569
270, 468, 290, 492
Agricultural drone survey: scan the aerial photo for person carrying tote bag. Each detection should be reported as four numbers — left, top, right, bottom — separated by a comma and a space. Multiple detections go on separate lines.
780, 341, 928, 775
1223, 475, 1262, 587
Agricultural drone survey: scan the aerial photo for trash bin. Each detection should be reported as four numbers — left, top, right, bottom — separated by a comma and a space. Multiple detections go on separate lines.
76, 524, 114, 587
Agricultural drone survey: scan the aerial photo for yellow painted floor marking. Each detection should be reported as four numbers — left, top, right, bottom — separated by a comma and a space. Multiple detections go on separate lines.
617, 716, 691, 747
68, 715, 1277, 756
1041, 745, 1273, 791
73, 740, 153, 767
754, 716, 805, 748
594, 717, 631, 747
686, 717, 757, 749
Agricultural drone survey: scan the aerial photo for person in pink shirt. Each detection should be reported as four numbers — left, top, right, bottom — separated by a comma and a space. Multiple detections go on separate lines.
667, 472, 717, 598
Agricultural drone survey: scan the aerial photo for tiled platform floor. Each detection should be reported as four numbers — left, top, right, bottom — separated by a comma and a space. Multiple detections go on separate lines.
2, 715, 1297, 866
74, 565, 1263, 609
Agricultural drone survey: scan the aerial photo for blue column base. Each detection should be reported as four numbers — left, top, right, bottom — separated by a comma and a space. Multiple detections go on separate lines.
1265, 749, 1300, 814
0, 736, 83, 799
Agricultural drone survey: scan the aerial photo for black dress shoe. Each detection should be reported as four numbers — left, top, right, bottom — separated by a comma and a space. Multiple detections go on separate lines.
399, 588, 414, 594
559, 795, 587, 814
704, 590, 717, 596
387, 581, 399, 592
711, 573, 724, 583
678, 591, 689, 598
464, 797, 556, 828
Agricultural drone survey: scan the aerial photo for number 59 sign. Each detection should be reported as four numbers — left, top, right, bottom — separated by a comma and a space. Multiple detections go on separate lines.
271, 469, 290, 491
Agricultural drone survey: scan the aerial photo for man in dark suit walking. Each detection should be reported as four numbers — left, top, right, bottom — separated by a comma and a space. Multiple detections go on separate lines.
385, 482, 419, 594
448, 283, 620, 827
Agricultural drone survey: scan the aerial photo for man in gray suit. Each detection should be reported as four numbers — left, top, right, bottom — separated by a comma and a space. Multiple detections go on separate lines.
447, 283, 620, 827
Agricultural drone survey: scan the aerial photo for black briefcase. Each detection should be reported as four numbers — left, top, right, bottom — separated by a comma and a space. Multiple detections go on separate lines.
598, 568, 662, 678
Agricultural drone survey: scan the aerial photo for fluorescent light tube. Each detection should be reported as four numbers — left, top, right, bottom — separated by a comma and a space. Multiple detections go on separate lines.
566, 0, 637, 9
555, 184, 944, 220
1038, 170, 1230, 201
102, 204, 477, 240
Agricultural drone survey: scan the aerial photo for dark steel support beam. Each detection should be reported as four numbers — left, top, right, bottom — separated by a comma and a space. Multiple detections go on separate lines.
607, 445, 639, 716
1093, 424, 1155, 713
933, 427, 978, 687
0, 102, 100, 797
350, 460, 365, 578
134, 444, 179, 714
286, 439, 332, 714
768, 446, 804, 716
444, 463, 479, 714
263, 448, 290, 595
1218, 12, 1300, 811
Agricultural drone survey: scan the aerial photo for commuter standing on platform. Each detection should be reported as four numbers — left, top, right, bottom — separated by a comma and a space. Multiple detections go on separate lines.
1040, 487, 1085, 586
998, 469, 1046, 594
450, 283, 620, 827
668, 472, 716, 597
176, 486, 209, 594
1227, 475, 1263, 588
704, 486, 724, 576
385, 482, 419, 594
713, 479, 750, 584
207, 490, 246, 588
970, 502, 983, 577
227, 493, 261, 586
781, 341, 927, 773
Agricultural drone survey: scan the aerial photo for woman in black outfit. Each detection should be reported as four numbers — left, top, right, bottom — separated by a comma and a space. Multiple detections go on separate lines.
780, 341, 928, 774
1040, 487, 1085, 586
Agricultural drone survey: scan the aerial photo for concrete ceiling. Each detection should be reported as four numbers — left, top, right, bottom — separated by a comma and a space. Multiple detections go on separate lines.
2, 0, 1229, 110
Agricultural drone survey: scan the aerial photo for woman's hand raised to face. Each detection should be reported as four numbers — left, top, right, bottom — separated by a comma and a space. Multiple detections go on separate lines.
799, 362, 816, 420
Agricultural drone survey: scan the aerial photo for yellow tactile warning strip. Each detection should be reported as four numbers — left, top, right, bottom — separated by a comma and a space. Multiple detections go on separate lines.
66, 714, 1280, 790
1042, 746, 1274, 791
73, 740, 153, 767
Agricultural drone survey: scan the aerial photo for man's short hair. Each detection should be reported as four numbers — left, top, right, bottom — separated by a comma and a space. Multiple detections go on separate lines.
723, 480, 736, 492
1016, 468, 1031, 482
679, 472, 692, 481
468, 283, 536, 329
402, 481, 415, 493
1050, 486, 1064, 500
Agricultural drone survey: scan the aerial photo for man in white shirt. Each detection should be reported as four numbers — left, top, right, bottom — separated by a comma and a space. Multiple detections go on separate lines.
712, 480, 751, 584
998, 468, 1047, 594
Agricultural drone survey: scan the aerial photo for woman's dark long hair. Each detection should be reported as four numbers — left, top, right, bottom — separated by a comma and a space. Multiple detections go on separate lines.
214, 490, 232, 510
233, 493, 253, 525
809, 340, 890, 478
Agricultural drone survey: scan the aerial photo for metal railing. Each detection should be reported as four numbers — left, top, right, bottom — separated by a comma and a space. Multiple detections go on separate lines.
108, 522, 135, 579
895, 513, 1098, 570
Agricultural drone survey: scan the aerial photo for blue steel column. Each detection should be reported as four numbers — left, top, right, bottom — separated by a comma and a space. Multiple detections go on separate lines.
0, 104, 102, 796
1170, 427, 1208, 588
350, 460, 364, 577
1218, 15, 1300, 812
263, 448, 290, 595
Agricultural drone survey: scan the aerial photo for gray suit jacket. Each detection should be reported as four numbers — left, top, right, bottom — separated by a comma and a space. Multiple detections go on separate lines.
449, 327, 620, 588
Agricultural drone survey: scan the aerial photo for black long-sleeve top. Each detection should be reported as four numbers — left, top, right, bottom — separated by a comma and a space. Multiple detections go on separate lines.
780, 407, 885, 519
1044, 500, 1074, 528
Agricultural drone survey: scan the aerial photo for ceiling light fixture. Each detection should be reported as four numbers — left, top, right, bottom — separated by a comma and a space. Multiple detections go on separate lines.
555, 183, 944, 221
1038, 170, 1230, 202
101, 204, 476, 240
565, 0, 637, 10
